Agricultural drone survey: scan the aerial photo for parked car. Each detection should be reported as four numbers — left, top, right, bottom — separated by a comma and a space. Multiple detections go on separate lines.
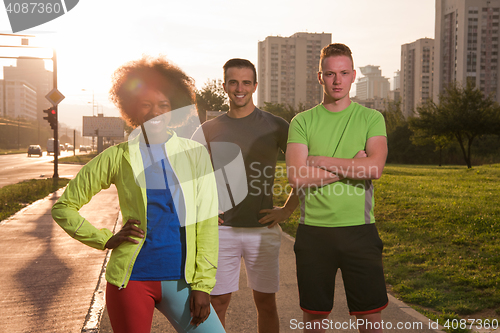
65, 143, 74, 151
27, 145, 43, 157
79, 145, 87, 152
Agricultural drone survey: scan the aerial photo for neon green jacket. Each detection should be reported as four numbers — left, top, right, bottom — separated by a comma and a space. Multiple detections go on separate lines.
52, 133, 219, 293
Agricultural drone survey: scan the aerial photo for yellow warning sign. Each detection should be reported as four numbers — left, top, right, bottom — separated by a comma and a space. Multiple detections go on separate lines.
45, 88, 65, 106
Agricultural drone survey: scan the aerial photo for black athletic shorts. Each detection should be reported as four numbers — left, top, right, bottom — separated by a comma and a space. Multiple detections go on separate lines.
294, 223, 389, 315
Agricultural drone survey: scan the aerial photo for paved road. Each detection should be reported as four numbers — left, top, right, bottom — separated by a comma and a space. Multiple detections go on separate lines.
0, 151, 89, 188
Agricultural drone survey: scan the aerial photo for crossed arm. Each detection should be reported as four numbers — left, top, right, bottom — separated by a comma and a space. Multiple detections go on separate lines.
286, 136, 388, 188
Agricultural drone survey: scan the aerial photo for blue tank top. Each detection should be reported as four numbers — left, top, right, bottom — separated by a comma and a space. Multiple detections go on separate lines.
130, 143, 186, 280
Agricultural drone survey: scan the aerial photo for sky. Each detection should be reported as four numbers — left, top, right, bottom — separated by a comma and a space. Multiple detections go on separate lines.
0, 0, 436, 130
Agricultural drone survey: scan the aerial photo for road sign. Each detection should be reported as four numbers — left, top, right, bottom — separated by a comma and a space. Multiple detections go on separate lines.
45, 88, 65, 106
83, 116, 125, 137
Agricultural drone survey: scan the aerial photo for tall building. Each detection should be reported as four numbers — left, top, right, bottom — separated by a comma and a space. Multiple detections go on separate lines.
434, 0, 500, 101
0, 79, 37, 120
355, 65, 390, 100
258, 32, 332, 109
351, 96, 387, 111
389, 70, 401, 103
401, 38, 435, 117
388, 89, 401, 103
3, 57, 53, 121
393, 70, 401, 90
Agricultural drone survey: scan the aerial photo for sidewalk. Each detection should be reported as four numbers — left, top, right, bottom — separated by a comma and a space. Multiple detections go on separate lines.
0, 185, 120, 333
98, 232, 447, 333
1, 185, 498, 333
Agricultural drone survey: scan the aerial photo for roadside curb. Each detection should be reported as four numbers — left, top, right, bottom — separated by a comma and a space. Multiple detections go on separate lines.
0, 193, 52, 226
386, 294, 444, 332
81, 211, 122, 333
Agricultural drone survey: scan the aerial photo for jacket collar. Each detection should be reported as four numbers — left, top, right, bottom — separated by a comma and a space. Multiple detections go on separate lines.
125, 129, 179, 184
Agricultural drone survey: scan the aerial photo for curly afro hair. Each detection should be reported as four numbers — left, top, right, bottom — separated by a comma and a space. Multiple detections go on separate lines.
109, 55, 195, 128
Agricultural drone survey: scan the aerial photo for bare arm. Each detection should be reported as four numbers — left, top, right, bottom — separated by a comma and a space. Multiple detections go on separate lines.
286, 143, 340, 188
282, 187, 299, 213
189, 290, 210, 326
307, 136, 388, 180
258, 187, 299, 228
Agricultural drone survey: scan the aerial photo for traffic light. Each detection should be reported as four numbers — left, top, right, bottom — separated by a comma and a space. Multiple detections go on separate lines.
43, 107, 57, 130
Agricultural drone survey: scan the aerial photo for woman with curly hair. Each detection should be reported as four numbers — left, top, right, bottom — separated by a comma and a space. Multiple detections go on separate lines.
52, 56, 224, 333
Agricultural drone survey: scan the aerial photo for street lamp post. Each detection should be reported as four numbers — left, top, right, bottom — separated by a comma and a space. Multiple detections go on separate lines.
81, 89, 96, 116
52, 48, 59, 178
82, 88, 97, 150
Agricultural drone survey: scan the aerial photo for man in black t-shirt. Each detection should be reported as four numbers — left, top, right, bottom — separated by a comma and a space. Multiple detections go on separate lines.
193, 59, 298, 333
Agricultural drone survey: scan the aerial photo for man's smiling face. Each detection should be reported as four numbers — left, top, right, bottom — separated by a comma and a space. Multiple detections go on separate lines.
223, 67, 257, 109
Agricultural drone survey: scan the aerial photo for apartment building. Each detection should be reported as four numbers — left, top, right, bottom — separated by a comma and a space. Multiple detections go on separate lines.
3, 57, 53, 121
355, 65, 390, 101
434, 0, 500, 101
258, 32, 332, 109
401, 38, 434, 117
0, 79, 37, 120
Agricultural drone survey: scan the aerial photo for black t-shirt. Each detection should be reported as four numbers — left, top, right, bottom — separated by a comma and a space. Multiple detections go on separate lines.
196, 108, 289, 227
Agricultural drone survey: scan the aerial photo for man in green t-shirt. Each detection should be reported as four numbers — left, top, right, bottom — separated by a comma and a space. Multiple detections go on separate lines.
286, 43, 388, 333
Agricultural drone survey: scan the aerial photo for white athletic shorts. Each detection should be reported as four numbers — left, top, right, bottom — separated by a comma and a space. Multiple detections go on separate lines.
211, 224, 281, 295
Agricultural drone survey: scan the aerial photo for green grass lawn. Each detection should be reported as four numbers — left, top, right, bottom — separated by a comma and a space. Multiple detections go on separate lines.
0, 151, 90, 223
0, 153, 94, 222
275, 162, 500, 331
58, 152, 97, 164
0, 178, 70, 221
376, 164, 500, 330
0, 148, 26, 155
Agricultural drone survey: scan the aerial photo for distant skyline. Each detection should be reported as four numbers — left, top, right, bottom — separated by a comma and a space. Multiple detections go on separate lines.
0, 0, 436, 129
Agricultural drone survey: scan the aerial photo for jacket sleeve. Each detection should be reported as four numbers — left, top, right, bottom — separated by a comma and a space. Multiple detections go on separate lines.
51, 150, 116, 250
190, 145, 219, 293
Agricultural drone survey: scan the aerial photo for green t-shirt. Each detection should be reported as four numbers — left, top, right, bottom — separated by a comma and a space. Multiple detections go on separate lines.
288, 102, 387, 227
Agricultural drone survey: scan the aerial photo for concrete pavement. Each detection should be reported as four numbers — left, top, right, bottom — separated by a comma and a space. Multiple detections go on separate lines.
98, 232, 447, 333
2, 185, 499, 332
0, 185, 120, 333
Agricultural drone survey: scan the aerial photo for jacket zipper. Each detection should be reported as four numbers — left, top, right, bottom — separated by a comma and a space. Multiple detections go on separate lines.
119, 141, 189, 290
119, 236, 145, 290
164, 147, 189, 282
119, 138, 150, 289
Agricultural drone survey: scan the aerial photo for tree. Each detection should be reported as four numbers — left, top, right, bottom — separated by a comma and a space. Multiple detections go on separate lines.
381, 98, 405, 134
124, 123, 134, 136
59, 134, 72, 145
404, 97, 453, 167
261, 102, 306, 123
380, 99, 435, 164
409, 82, 500, 168
195, 79, 229, 122
410, 129, 453, 167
